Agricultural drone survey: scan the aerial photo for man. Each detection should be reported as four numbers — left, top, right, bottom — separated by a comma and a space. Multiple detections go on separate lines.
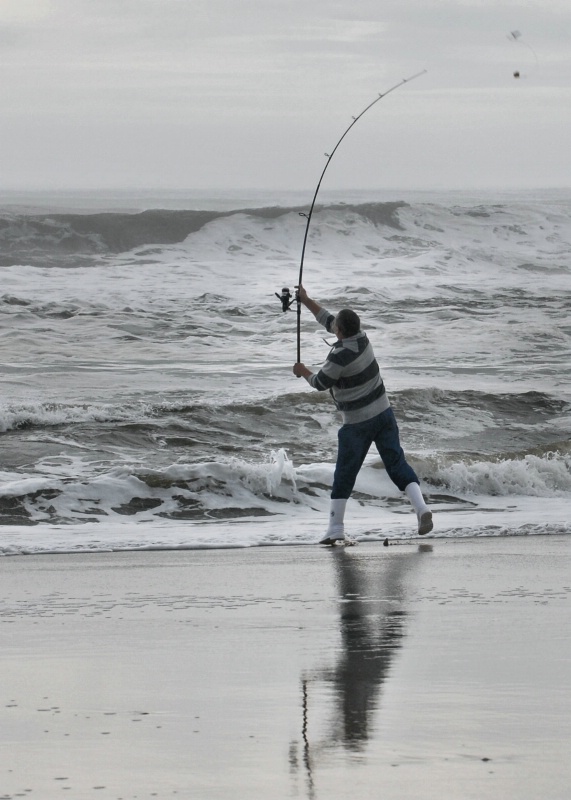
293, 285, 433, 544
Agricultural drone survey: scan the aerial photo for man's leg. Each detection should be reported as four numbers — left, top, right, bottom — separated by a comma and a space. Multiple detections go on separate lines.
320, 424, 372, 544
332, 423, 373, 498
373, 408, 433, 535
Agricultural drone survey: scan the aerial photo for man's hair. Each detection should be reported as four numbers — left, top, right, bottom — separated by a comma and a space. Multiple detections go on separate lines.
336, 309, 361, 338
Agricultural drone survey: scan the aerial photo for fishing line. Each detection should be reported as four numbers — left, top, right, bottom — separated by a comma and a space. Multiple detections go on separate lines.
276, 69, 427, 362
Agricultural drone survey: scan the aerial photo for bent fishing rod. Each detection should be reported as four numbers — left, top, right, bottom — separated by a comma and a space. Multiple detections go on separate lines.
275, 69, 427, 362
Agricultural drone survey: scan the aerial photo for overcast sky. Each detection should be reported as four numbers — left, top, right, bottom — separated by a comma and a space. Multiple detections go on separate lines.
1, 0, 570, 191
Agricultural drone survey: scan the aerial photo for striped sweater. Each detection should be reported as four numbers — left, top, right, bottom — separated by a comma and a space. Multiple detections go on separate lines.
306, 308, 390, 424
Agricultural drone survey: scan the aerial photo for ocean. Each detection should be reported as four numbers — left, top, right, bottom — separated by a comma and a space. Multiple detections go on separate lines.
1, 188, 570, 555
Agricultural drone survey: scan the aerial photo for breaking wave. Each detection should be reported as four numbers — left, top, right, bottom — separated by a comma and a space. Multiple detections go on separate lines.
2, 198, 570, 274
1, 444, 569, 531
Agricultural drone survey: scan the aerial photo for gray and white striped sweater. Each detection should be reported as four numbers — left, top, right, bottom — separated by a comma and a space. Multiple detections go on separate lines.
306, 308, 390, 424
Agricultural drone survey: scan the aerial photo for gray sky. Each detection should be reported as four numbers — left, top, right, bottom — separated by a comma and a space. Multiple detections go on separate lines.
1, 0, 570, 191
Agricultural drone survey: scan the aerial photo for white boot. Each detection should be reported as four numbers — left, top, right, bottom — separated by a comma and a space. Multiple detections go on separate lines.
319, 499, 347, 544
405, 483, 433, 536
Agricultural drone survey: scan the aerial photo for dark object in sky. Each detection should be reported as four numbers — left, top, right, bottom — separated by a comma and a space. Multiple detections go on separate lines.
507, 29, 539, 78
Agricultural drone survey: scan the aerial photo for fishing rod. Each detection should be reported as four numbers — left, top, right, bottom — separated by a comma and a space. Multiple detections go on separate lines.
275, 69, 427, 362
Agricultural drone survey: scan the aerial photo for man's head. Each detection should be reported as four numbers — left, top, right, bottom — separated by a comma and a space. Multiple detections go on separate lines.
333, 309, 361, 339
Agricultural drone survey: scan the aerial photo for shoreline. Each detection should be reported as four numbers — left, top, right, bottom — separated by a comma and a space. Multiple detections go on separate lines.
0, 526, 567, 557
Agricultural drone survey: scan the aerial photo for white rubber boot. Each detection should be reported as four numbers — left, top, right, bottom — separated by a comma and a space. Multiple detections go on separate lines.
319, 499, 347, 544
405, 483, 433, 536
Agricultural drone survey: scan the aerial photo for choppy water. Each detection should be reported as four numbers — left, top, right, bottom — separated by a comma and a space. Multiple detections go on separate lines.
1, 189, 570, 554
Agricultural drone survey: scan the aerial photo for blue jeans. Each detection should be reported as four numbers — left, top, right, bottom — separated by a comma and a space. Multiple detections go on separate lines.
331, 407, 418, 499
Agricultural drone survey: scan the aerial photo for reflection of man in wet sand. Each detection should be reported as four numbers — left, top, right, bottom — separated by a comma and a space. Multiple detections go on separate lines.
328, 549, 408, 748
294, 545, 431, 791
291, 547, 435, 799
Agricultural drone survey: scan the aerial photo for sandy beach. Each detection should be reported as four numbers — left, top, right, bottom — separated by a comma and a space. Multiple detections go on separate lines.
1, 535, 570, 800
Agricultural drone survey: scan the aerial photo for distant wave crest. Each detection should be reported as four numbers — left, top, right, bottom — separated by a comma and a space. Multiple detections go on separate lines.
0, 202, 406, 266
2, 198, 569, 277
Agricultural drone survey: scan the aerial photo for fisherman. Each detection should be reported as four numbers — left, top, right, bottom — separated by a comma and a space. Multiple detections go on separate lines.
293, 285, 433, 544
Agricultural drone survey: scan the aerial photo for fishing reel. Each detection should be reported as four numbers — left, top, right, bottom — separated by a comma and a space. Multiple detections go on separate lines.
275, 287, 296, 312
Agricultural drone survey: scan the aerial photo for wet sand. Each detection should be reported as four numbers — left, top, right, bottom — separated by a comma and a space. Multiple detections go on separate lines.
1, 536, 570, 800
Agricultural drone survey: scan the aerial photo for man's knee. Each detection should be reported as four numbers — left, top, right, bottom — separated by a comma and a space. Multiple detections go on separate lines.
385, 459, 418, 492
